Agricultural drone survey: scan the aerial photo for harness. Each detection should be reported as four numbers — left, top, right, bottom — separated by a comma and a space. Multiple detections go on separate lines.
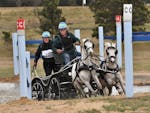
73, 55, 94, 83
100, 60, 120, 74
73, 40, 95, 82
107, 65, 119, 73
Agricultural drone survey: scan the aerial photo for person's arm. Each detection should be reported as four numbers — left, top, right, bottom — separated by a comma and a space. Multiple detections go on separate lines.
70, 33, 80, 45
52, 37, 63, 54
34, 45, 42, 66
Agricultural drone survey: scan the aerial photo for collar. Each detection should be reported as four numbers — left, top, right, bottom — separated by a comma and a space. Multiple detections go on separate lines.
106, 64, 120, 73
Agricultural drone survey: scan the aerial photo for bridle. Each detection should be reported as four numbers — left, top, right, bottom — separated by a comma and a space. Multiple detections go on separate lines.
102, 46, 119, 73
82, 39, 95, 59
106, 46, 118, 62
84, 39, 94, 51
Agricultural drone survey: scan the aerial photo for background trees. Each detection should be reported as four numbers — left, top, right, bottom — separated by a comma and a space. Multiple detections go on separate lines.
38, 0, 65, 36
90, 0, 150, 37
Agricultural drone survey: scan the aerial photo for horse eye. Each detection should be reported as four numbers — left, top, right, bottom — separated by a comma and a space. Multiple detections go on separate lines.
84, 45, 87, 49
115, 50, 118, 54
93, 43, 95, 48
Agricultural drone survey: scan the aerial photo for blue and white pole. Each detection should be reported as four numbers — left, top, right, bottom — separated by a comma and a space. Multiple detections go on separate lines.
17, 18, 27, 97
116, 15, 122, 68
98, 26, 104, 60
18, 35, 27, 97
123, 4, 134, 97
74, 29, 81, 53
26, 51, 32, 99
12, 33, 19, 75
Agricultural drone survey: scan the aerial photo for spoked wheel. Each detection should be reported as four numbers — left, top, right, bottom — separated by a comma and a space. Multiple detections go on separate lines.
48, 77, 61, 100
32, 79, 44, 100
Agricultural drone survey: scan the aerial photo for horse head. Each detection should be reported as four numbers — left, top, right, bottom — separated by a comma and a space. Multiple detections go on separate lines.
105, 42, 118, 64
82, 38, 95, 56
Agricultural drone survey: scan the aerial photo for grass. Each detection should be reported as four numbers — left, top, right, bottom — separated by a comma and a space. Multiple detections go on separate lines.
78, 109, 101, 113
0, 6, 150, 78
77, 94, 150, 113
0, 67, 14, 77
102, 95, 150, 113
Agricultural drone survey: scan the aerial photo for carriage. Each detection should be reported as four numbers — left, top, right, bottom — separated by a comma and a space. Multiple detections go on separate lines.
31, 57, 80, 100
31, 57, 101, 100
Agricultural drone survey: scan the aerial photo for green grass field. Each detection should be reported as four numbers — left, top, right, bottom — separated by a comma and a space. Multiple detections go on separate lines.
0, 6, 150, 78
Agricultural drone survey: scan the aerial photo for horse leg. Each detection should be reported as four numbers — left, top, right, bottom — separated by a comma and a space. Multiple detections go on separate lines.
115, 82, 123, 95
108, 86, 112, 96
82, 81, 96, 96
74, 79, 86, 98
91, 70, 103, 95
78, 71, 96, 96
116, 72, 126, 94
99, 77, 109, 96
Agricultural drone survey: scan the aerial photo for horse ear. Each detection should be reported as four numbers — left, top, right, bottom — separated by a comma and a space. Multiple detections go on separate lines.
105, 42, 111, 48
81, 38, 86, 46
112, 43, 116, 48
82, 38, 87, 43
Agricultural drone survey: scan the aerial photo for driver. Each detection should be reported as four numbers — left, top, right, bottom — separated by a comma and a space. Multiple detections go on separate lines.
52, 22, 80, 65
34, 31, 58, 76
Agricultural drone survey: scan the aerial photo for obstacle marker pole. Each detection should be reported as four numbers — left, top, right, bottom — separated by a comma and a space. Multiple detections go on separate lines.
17, 18, 27, 97
18, 35, 27, 97
26, 51, 32, 99
12, 33, 19, 75
74, 29, 81, 53
123, 4, 134, 97
98, 26, 104, 60
116, 15, 122, 68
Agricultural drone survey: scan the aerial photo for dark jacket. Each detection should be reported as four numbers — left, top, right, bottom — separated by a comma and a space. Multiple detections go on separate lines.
34, 40, 55, 63
52, 32, 79, 54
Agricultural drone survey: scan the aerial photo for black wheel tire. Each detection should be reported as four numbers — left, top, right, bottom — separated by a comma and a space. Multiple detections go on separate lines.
48, 77, 61, 100
32, 79, 45, 101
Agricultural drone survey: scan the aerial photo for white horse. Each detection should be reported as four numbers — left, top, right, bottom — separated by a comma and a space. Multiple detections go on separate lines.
72, 38, 103, 97
98, 42, 126, 95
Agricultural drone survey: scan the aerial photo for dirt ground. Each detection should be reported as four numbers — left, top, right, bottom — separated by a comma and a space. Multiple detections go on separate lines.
0, 97, 108, 113
0, 93, 149, 113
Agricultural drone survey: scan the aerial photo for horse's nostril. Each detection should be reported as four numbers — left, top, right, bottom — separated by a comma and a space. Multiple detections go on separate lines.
110, 57, 116, 63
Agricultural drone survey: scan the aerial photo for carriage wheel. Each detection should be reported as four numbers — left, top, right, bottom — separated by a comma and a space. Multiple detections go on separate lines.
32, 80, 44, 100
48, 77, 61, 100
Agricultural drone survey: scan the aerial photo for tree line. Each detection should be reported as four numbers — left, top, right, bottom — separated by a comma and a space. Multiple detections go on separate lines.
0, 0, 94, 7
90, 0, 150, 37
1, 0, 150, 39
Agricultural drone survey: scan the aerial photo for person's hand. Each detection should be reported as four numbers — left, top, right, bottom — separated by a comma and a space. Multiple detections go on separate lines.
56, 49, 63, 54
33, 62, 37, 68
74, 41, 80, 45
